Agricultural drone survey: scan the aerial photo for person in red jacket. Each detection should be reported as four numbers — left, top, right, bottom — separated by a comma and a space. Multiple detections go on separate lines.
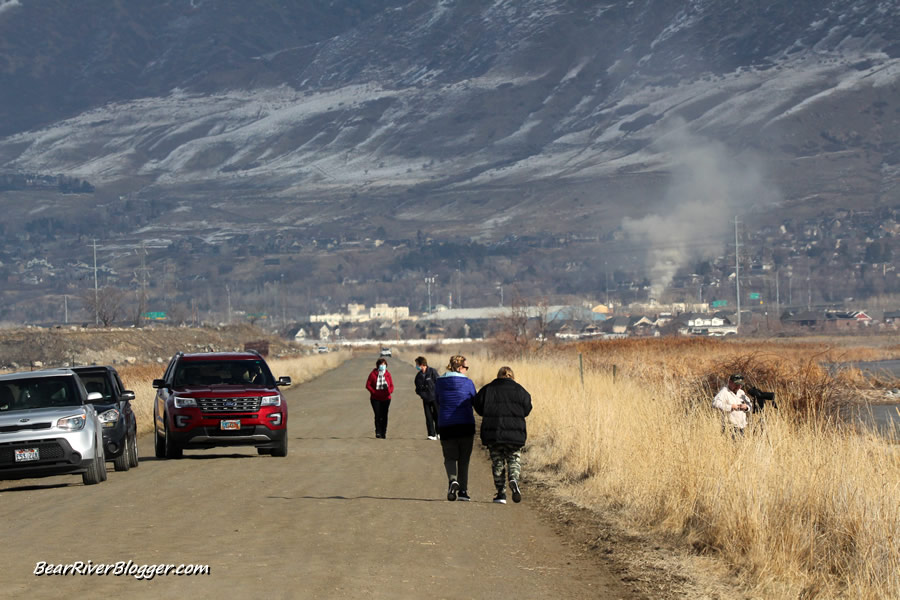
365, 357, 394, 439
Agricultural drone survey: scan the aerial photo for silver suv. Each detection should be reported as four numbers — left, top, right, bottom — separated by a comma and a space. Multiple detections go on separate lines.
0, 369, 107, 485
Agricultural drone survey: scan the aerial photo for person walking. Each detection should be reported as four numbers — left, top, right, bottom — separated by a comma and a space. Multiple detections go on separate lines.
713, 373, 753, 437
365, 358, 394, 439
472, 366, 532, 504
434, 354, 476, 501
414, 356, 440, 440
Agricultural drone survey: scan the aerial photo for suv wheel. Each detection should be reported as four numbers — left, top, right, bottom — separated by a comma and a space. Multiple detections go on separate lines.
128, 431, 139, 468
164, 420, 183, 459
82, 451, 104, 485
113, 436, 131, 471
271, 435, 288, 457
257, 448, 272, 455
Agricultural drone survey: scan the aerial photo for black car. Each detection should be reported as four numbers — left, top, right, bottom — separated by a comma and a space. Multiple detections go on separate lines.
71, 366, 139, 471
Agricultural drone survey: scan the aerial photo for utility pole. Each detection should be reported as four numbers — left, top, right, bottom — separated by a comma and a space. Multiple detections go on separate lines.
92, 239, 99, 325
734, 217, 741, 329
458, 262, 462, 306
425, 276, 436, 313
497, 285, 504, 307
64, 295, 68, 324
807, 256, 812, 310
280, 273, 286, 329
775, 270, 780, 318
226, 284, 232, 324
605, 261, 610, 306
135, 242, 149, 325
788, 273, 792, 306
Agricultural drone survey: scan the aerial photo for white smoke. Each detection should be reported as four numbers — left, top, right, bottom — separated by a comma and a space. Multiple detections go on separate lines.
623, 120, 778, 299
0, 0, 21, 16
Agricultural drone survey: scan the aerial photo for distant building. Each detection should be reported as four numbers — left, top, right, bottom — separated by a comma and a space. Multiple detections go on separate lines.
310, 303, 410, 326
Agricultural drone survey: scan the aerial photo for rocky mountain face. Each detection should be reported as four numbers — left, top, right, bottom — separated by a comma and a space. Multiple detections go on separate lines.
0, 0, 897, 322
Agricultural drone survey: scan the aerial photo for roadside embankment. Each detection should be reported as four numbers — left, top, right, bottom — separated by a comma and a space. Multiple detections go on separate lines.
467, 338, 900, 599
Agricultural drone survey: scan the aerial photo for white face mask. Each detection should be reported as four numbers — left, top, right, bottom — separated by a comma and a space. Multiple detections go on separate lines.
378, 365, 386, 373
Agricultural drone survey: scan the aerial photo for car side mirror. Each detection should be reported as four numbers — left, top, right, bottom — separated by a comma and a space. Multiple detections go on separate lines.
276, 376, 292, 387
121, 390, 136, 401
152, 379, 166, 389
87, 392, 103, 402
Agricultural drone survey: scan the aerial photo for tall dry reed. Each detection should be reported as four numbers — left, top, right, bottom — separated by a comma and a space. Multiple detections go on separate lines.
117, 351, 351, 434
468, 350, 900, 599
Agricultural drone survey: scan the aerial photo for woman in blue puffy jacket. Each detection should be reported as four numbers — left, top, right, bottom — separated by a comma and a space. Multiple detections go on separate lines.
433, 354, 476, 501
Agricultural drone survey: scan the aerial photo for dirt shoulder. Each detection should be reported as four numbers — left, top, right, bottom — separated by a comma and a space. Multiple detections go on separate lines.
528, 476, 752, 600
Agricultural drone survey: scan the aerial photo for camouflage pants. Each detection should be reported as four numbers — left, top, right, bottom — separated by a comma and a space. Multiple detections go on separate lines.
489, 443, 522, 491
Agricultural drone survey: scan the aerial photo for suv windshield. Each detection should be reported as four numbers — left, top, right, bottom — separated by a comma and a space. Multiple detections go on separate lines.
0, 377, 81, 411
174, 360, 274, 387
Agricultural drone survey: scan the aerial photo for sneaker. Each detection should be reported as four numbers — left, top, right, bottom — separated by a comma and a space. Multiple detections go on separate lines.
457, 490, 471, 502
493, 491, 507, 504
427, 435, 437, 440
510, 480, 522, 503
447, 480, 459, 501
375, 433, 383, 439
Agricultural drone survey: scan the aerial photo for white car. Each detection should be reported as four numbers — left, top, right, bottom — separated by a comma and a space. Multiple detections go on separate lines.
380, 347, 392, 357
0, 369, 107, 485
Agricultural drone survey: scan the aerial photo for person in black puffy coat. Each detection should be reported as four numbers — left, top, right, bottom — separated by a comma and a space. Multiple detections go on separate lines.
472, 366, 532, 504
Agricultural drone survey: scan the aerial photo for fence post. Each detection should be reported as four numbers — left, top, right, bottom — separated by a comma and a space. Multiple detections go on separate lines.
579, 353, 584, 388
613, 364, 617, 383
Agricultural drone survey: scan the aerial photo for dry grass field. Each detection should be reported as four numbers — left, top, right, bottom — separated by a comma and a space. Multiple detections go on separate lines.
466, 338, 900, 599
117, 351, 351, 435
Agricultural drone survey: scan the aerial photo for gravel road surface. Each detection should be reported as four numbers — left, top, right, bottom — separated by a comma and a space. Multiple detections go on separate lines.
0, 356, 635, 599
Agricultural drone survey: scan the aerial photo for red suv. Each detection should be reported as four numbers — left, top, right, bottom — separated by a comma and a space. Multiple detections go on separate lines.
152, 351, 291, 458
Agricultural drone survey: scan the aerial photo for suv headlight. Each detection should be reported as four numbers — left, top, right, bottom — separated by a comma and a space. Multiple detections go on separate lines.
173, 396, 198, 408
57, 413, 87, 431
260, 395, 281, 407
98, 408, 120, 428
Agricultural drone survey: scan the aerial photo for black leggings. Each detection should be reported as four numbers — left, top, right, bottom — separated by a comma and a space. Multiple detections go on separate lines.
440, 435, 474, 491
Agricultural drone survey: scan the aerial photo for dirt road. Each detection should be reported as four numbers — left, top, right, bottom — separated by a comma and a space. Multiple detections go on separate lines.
0, 356, 635, 599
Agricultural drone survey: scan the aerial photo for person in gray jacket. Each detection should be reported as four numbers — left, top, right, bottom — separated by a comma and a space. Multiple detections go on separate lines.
472, 366, 532, 504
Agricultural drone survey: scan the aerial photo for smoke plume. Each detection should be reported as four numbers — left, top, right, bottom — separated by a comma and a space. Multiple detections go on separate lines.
622, 121, 778, 299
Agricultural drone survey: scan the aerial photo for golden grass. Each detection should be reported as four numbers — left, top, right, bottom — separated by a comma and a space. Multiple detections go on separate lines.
469, 343, 900, 599
116, 351, 351, 435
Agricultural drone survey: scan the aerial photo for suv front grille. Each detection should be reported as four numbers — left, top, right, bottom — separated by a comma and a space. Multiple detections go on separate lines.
197, 397, 262, 413
0, 440, 67, 465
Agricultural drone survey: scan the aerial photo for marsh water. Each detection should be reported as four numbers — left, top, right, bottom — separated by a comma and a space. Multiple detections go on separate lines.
842, 360, 900, 436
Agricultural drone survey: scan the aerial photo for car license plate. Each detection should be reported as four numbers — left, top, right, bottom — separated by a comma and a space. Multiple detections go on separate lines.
220, 419, 240, 431
15, 448, 39, 462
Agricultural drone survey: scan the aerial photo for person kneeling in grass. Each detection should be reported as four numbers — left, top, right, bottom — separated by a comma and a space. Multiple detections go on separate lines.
473, 366, 533, 504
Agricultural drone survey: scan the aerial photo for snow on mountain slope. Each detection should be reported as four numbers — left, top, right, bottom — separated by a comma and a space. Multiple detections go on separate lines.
0, 0, 896, 233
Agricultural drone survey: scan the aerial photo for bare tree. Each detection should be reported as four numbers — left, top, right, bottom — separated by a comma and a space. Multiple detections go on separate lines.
80, 286, 127, 326
493, 296, 532, 354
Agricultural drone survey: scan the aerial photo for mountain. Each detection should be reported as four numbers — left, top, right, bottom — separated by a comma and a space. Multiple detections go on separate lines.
0, 0, 898, 323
